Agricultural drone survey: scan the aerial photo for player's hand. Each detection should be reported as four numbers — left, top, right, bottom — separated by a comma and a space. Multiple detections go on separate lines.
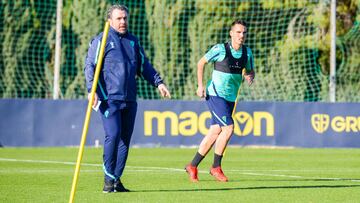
87, 92, 98, 108
196, 85, 206, 98
244, 69, 255, 85
158, 84, 171, 98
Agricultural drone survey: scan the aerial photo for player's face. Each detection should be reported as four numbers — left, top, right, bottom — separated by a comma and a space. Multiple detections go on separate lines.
109, 9, 128, 34
230, 24, 247, 46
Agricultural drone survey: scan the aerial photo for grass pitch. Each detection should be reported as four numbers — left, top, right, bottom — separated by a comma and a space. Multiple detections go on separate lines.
1, 147, 360, 202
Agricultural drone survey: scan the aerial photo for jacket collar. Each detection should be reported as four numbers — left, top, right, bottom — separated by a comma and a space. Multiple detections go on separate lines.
109, 26, 128, 38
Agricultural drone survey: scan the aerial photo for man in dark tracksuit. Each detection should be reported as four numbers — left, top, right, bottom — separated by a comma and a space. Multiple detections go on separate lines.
84, 4, 171, 193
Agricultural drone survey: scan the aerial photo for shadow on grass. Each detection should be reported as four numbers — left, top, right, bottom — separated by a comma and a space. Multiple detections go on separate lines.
132, 184, 360, 193
227, 178, 360, 182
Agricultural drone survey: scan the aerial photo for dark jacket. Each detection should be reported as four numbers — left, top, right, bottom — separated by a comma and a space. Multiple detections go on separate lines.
84, 27, 163, 101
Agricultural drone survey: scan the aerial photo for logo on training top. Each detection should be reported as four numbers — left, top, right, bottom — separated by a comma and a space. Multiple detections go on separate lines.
229, 64, 241, 69
229, 61, 243, 69
110, 42, 115, 49
311, 114, 330, 133
311, 113, 360, 133
130, 40, 135, 47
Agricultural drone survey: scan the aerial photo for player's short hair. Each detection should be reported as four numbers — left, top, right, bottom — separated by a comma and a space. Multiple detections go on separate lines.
231, 19, 248, 29
106, 4, 129, 20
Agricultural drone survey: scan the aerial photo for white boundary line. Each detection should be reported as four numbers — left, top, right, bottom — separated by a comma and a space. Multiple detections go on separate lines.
1, 158, 359, 182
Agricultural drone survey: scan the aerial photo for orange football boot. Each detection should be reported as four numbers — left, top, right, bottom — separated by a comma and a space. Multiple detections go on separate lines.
210, 166, 228, 182
185, 164, 199, 182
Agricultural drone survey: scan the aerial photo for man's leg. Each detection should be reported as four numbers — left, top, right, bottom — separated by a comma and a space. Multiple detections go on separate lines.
210, 124, 234, 182
185, 124, 221, 182
195, 124, 222, 164
114, 103, 137, 192
101, 110, 122, 192
214, 124, 234, 156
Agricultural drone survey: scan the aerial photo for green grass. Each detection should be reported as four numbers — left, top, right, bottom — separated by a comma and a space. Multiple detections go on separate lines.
1, 147, 360, 202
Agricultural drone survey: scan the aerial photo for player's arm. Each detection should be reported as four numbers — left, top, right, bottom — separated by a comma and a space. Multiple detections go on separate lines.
197, 57, 208, 98
197, 44, 221, 98
84, 38, 101, 107
138, 41, 171, 98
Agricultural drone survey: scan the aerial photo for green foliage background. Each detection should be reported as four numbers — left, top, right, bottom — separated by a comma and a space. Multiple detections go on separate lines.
0, 0, 359, 101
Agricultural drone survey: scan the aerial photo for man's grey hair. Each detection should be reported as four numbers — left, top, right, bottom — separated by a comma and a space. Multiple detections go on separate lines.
106, 4, 129, 19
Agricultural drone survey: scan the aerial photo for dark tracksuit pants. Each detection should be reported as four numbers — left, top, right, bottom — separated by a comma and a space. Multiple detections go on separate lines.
100, 100, 137, 181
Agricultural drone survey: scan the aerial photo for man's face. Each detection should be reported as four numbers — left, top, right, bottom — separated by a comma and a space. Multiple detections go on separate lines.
230, 24, 247, 46
109, 9, 128, 34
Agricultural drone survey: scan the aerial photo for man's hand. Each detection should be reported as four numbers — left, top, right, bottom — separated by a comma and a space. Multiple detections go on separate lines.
243, 69, 255, 85
158, 84, 171, 98
87, 92, 98, 107
196, 85, 206, 98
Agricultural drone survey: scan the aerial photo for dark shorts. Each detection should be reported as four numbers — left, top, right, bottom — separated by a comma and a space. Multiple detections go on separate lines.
206, 95, 235, 126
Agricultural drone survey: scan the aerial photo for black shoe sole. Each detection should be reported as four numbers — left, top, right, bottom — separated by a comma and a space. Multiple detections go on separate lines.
114, 189, 130, 192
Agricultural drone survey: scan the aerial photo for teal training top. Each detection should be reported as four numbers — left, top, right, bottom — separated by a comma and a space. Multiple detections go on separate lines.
204, 43, 254, 102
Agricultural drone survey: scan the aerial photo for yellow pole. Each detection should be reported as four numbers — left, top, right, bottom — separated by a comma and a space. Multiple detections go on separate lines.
69, 21, 110, 203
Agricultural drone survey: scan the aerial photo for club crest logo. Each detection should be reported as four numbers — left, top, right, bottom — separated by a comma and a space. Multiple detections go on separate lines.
130, 40, 135, 47
110, 42, 115, 49
311, 114, 330, 133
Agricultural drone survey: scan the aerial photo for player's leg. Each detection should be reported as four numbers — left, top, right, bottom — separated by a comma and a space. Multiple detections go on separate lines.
205, 96, 235, 182
188, 124, 221, 175
214, 124, 234, 156
210, 124, 234, 182
197, 95, 228, 158
114, 102, 137, 192
185, 95, 224, 182
198, 124, 222, 156
193, 124, 221, 166
101, 106, 122, 192
185, 124, 221, 182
